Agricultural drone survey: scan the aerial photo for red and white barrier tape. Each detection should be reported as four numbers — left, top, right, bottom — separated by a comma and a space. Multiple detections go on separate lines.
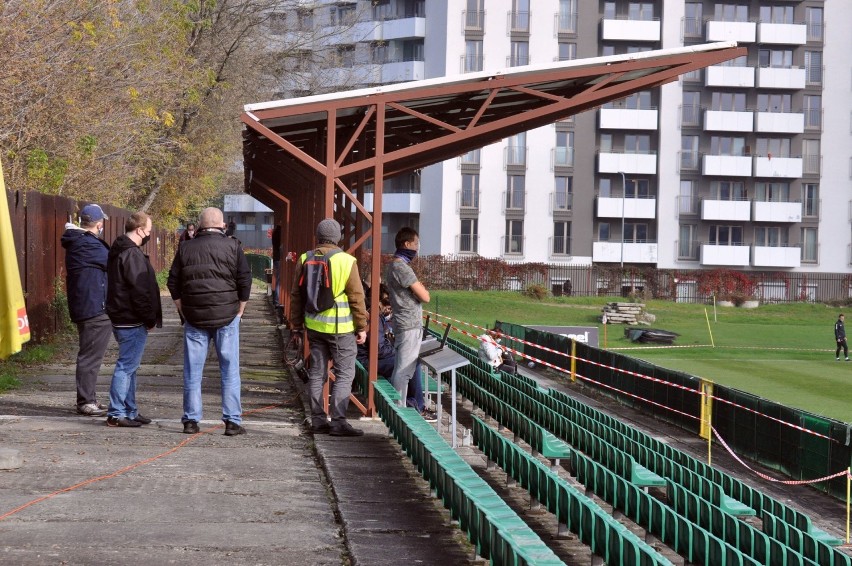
712, 426, 850, 484
424, 311, 840, 443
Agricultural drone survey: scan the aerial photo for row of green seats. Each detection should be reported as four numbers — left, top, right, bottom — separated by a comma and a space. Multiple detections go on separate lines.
471, 415, 673, 566
372, 379, 563, 565
763, 513, 851, 566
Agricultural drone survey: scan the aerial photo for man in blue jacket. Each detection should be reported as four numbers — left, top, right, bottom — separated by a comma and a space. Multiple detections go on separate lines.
61, 204, 111, 416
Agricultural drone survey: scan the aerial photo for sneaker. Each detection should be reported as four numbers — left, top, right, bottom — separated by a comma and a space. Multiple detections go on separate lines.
77, 403, 107, 417
95, 402, 107, 410
837, 357, 841, 361
330, 422, 364, 437
106, 416, 141, 428
132, 414, 152, 425
311, 422, 331, 434
183, 421, 200, 434
420, 409, 438, 423
846, 358, 850, 362
224, 420, 246, 436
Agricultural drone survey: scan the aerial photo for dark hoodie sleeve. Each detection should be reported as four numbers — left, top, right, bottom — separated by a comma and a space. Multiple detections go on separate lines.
234, 246, 252, 302
167, 246, 183, 300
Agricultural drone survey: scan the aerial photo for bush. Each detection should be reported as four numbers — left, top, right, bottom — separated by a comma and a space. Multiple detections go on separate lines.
523, 283, 549, 301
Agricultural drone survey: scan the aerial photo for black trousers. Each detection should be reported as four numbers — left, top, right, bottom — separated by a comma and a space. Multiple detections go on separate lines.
836, 338, 848, 358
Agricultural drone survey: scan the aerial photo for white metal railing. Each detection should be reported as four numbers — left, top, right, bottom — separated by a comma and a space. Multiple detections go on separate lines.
503, 235, 525, 256
550, 192, 573, 213
508, 11, 530, 33
504, 146, 528, 168
549, 236, 571, 256
552, 147, 574, 168
463, 10, 485, 32
457, 234, 479, 254
555, 11, 578, 34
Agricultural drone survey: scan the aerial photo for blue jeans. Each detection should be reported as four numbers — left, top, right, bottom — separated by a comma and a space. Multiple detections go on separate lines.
108, 325, 148, 419
182, 316, 242, 425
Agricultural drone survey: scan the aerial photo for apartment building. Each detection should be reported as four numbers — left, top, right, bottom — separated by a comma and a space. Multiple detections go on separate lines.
270, 0, 852, 272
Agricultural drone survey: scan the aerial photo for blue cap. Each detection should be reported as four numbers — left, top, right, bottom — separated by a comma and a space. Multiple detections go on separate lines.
80, 204, 108, 223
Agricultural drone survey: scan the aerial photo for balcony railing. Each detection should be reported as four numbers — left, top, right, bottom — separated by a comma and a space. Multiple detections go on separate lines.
457, 234, 479, 254
552, 147, 574, 168
461, 54, 483, 73
680, 150, 700, 171
508, 11, 530, 33
677, 196, 699, 215
551, 192, 573, 213
675, 240, 701, 260
681, 104, 701, 127
550, 236, 571, 256
457, 189, 480, 212
682, 16, 702, 38
555, 11, 578, 34
502, 190, 526, 213
504, 146, 527, 168
503, 235, 524, 256
507, 54, 530, 67
802, 154, 822, 175
463, 10, 485, 32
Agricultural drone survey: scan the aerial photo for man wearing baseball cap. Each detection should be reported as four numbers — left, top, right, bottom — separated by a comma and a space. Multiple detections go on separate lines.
61, 203, 111, 416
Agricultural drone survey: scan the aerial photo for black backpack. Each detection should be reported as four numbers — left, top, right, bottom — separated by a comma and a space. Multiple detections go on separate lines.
300, 249, 341, 313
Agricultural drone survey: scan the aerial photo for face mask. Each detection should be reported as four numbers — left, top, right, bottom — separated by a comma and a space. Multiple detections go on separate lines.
394, 248, 417, 262
141, 234, 151, 246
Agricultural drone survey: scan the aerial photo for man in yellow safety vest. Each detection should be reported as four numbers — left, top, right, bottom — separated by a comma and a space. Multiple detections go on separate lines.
289, 219, 367, 437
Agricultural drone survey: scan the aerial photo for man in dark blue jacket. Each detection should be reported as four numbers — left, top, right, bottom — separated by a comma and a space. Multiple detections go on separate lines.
61, 203, 111, 416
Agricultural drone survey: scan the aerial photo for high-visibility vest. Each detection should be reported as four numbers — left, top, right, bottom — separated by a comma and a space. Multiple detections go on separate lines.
301, 250, 356, 334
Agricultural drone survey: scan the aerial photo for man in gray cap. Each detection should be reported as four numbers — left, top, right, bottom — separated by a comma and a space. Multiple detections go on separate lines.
289, 218, 367, 436
60, 203, 111, 416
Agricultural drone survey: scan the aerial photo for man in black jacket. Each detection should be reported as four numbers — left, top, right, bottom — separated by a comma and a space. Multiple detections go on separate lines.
836, 314, 848, 361
61, 203, 111, 416
105, 211, 162, 427
167, 207, 252, 436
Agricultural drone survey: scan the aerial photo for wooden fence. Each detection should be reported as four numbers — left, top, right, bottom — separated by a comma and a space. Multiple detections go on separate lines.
5, 190, 176, 342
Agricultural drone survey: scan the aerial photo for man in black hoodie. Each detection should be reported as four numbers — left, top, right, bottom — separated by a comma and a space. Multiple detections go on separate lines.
60, 203, 111, 416
105, 211, 162, 427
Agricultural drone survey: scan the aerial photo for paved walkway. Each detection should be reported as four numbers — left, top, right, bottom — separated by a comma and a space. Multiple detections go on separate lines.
1, 291, 849, 565
0, 293, 471, 565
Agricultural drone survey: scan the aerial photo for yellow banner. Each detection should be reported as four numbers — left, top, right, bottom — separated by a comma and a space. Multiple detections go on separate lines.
0, 158, 30, 359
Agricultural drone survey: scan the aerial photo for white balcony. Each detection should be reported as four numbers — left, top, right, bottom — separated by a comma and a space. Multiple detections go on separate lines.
705, 20, 756, 42
756, 67, 806, 89
592, 241, 658, 263
599, 108, 658, 130
705, 65, 755, 88
601, 19, 661, 42
598, 152, 657, 175
362, 192, 420, 213
702, 155, 752, 177
381, 17, 426, 40
381, 61, 425, 83
701, 244, 750, 266
752, 246, 801, 268
704, 110, 753, 132
753, 201, 802, 223
754, 112, 804, 134
701, 199, 751, 221
757, 23, 806, 45
753, 156, 803, 178
597, 197, 656, 219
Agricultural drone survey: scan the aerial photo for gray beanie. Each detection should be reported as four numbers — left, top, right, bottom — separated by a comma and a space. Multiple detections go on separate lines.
316, 218, 342, 244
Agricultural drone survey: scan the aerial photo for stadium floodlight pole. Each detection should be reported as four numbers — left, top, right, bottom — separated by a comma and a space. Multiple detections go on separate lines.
619, 171, 626, 270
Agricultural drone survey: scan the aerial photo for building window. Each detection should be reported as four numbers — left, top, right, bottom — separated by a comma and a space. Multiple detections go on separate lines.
757, 93, 791, 113
557, 42, 576, 61
297, 9, 314, 30
506, 132, 526, 166
554, 131, 573, 167
759, 5, 793, 24
554, 176, 573, 212
755, 226, 788, 247
336, 45, 355, 68
711, 92, 746, 112
679, 181, 697, 215
505, 220, 524, 254
758, 49, 793, 69
510, 41, 529, 67
684, 3, 703, 38
755, 182, 790, 202
460, 174, 479, 210
710, 136, 746, 156
714, 4, 748, 23
804, 95, 821, 130
719, 55, 748, 68
460, 219, 478, 253
460, 148, 480, 166
330, 3, 357, 26
756, 137, 790, 158
599, 178, 611, 198
803, 184, 819, 217
624, 223, 648, 243
679, 224, 698, 259
682, 92, 700, 126
603, 2, 616, 20
371, 42, 388, 64
681, 136, 699, 170
464, 40, 483, 72
803, 139, 820, 174
553, 222, 571, 255
557, 0, 578, 34
709, 225, 744, 245
624, 134, 651, 154
598, 222, 610, 241
806, 7, 824, 42
625, 178, 650, 198
805, 51, 823, 86
464, 0, 485, 31
712, 181, 746, 200
403, 39, 424, 62
801, 227, 818, 262
628, 2, 654, 21
510, 0, 530, 33
506, 175, 525, 211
